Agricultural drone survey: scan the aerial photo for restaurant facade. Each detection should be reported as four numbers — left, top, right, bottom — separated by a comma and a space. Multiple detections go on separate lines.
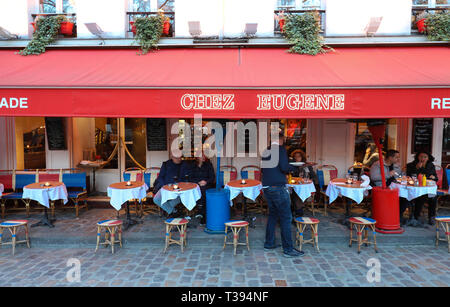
0, 0, 449, 193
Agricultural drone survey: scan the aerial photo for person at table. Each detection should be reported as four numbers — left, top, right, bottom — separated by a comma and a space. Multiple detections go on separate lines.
362, 143, 379, 168
406, 151, 438, 226
289, 150, 317, 218
184, 151, 215, 225
261, 132, 303, 258
153, 151, 190, 194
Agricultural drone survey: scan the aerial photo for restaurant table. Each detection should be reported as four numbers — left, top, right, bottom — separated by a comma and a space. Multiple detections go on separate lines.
389, 181, 437, 202
153, 182, 201, 214
23, 181, 68, 228
286, 179, 316, 202
107, 181, 148, 230
225, 179, 263, 223
326, 178, 372, 222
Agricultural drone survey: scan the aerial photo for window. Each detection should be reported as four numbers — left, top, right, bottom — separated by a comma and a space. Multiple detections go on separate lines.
39, 0, 75, 13
125, 118, 147, 169
158, 0, 174, 11
413, 0, 450, 7
443, 118, 450, 153
95, 118, 118, 169
132, 0, 151, 12
15, 117, 46, 170
273, 119, 308, 158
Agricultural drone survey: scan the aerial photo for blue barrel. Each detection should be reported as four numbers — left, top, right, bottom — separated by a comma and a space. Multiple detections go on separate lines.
205, 188, 230, 233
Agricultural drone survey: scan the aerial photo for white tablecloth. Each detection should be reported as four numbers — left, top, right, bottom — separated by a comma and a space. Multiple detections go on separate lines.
287, 182, 316, 202
153, 184, 201, 212
0, 183, 3, 197
224, 183, 263, 203
23, 184, 68, 208
389, 182, 437, 201
107, 183, 148, 211
325, 182, 372, 204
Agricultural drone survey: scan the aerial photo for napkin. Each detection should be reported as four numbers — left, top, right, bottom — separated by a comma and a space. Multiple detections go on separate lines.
360, 175, 370, 188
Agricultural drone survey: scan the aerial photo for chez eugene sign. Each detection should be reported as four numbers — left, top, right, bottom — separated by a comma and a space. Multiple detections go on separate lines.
0, 90, 449, 117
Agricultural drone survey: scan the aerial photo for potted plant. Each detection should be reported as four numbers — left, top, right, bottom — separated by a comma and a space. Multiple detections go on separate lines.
20, 15, 65, 55
59, 15, 74, 36
415, 11, 429, 33
425, 11, 450, 41
275, 11, 286, 32
130, 21, 137, 35
157, 9, 171, 35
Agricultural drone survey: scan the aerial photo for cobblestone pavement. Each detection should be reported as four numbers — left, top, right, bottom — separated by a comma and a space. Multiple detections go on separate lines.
0, 244, 448, 287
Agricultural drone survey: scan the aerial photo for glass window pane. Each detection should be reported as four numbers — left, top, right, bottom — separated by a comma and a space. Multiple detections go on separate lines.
443, 118, 450, 152
95, 118, 118, 169
63, 0, 76, 13
436, 0, 450, 6
15, 117, 46, 170
40, 0, 56, 13
158, 0, 174, 11
125, 118, 147, 169
133, 0, 150, 12
413, 0, 429, 6
274, 119, 308, 159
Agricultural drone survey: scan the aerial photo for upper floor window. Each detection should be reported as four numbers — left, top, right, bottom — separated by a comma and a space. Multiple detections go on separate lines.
158, 0, 174, 12
39, 0, 76, 13
277, 0, 321, 10
132, 0, 174, 12
413, 0, 450, 7
132, 0, 151, 12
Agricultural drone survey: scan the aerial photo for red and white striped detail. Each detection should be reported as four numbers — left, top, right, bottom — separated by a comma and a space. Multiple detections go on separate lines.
435, 216, 450, 222
0, 220, 28, 226
225, 220, 249, 227
97, 219, 123, 226
165, 218, 189, 225
296, 217, 319, 224
349, 217, 376, 225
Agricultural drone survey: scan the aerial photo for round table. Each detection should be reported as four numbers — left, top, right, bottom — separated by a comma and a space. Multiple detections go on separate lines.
225, 179, 262, 221
153, 182, 201, 214
23, 181, 68, 228
389, 181, 437, 201
286, 179, 316, 202
326, 178, 372, 205
107, 181, 148, 229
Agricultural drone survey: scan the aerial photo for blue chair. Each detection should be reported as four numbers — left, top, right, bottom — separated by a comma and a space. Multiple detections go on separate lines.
62, 171, 88, 217
142, 167, 161, 216
2, 172, 36, 217
316, 165, 338, 216
436, 166, 450, 215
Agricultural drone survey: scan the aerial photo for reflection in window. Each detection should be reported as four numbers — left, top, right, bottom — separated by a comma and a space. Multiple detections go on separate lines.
39, 0, 75, 13
15, 117, 46, 170
95, 118, 118, 169
132, 0, 150, 12
158, 0, 174, 11
443, 118, 450, 152
125, 118, 147, 169
413, 0, 429, 5
273, 119, 307, 158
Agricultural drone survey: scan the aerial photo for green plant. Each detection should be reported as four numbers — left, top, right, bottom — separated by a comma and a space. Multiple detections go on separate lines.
425, 11, 450, 41
282, 12, 331, 55
134, 15, 164, 54
19, 15, 65, 56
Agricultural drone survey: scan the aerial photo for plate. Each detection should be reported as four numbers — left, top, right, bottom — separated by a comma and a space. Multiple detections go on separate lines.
289, 162, 305, 166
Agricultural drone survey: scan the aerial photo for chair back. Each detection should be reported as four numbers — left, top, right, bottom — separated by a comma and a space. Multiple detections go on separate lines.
435, 165, 443, 189
14, 173, 36, 190
0, 171, 13, 190
241, 165, 261, 181
188, 21, 201, 36
316, 165, 338, 189
218, 165, 237, 187
62, 172, 87, 190
123, 168, 144, 182
144, 167, 160, 188
37, 169, 62, 183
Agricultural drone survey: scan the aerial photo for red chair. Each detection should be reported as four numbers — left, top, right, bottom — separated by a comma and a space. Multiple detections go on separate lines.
316, 165, 338, 216
219, 165, 237, 187
437, 165, 450, 215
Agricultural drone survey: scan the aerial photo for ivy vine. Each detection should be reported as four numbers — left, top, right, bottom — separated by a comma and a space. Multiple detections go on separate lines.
282, 12, 331, 55
20, 15, 64, 56
425, 11, 449, 41
134, 15, 164, 54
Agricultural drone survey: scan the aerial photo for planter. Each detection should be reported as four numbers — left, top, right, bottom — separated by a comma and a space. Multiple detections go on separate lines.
278, 19, 285, 32
60, 21, 74, 36
162, 19, 170, 35
30, 22, 36, 33
129, 21, 136, 35
416, 18, 426, 33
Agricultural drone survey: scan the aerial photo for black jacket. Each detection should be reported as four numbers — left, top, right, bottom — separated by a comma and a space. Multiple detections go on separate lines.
261, 144, 297, 187
406, 160, 438, 182
184, 160, 216, 188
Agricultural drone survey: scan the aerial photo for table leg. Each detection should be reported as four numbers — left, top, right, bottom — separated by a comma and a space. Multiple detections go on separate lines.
123, 201, 141, 230
242, 197, 256, 228
31, 208, 55, 228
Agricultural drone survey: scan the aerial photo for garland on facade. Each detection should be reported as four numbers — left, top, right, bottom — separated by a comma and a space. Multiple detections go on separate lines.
425, 11, 450, 41
134, 14, 164, 54
19, 15, 65, 56
282, 12, 331, 55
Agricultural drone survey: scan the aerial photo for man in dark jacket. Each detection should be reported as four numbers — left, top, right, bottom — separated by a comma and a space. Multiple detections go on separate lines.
153, 155, 190, 194
406, 151, 438, 225
261, 133, 303, 258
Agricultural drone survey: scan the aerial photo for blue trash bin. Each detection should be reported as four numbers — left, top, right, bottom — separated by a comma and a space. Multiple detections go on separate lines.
205, 188, 230, 234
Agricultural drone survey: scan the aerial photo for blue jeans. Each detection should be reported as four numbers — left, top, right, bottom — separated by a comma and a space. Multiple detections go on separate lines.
263, 186, 294, 253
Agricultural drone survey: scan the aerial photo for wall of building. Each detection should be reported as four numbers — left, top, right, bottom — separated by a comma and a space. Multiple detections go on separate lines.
0, 0, 33, 38
326, 0, 412, 36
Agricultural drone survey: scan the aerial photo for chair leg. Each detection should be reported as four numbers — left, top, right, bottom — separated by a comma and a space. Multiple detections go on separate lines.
164, 224, 170, 253
75, 201, 79, 217
25, 224, 30, 248
371, 224, 378, 253
349, 222, 353, 247
223, 225, 228, 250
246, 226, 250, 251
110, 227, 116, 254
50, 201, 55, 218
299, 224, 305, 252
314, 224, 319, 252
180, 225, 185, 253
0, 227, 3, 247
1, 201, 5, 219
233, 228, 238, 256
12, 227, 16, 255
95, 226, 101, 252
435, 221, 440, 248
118, 225, 123, 248
357, 225, 364, 254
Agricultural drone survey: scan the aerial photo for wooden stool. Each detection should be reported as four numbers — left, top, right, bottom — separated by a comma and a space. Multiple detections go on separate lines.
164, 218, 189, 253
435, 216, 450, 253
95, 219, 123, 254
223, 220, 250, 255
0, 220, 31, 255
349, 217, 378, 254
294, 217, 320, 252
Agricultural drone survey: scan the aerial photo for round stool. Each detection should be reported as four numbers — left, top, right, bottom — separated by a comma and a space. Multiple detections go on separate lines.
349, 217, 378, 254
294, 217, 320, 252
95, 219, 123, 254
435, 216, 450, 253
164, 218, 189, 253
223, 220, 250, 255
0, 220, 30, 255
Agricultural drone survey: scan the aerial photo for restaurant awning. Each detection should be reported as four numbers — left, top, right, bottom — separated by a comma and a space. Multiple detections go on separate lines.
0, 47, 449, 118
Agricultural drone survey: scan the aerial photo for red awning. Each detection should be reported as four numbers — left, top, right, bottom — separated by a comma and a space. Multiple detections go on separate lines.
0, 47, 449, 118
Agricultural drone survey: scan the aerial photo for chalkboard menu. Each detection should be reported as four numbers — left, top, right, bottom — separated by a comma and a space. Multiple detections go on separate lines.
45, 117, 67, 150
146, 118, 167, 151
411, 118, 433, 154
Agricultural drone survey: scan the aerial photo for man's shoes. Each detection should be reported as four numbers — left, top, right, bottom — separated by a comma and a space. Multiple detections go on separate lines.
283, 249, 305, 258
264, 244, 282, 251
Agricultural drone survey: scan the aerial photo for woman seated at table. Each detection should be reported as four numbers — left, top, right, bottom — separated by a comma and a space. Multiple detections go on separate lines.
289, 150, 317, 218
406, 151, 438, 226
183, 150, 215, 225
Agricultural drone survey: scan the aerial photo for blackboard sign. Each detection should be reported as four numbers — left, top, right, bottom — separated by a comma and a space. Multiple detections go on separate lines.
412, 118, 433, 154
146, 118, 167, 151
45, 117, 67, 150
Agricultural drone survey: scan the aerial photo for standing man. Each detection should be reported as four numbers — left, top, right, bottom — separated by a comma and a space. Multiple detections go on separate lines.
261, 133, 304, 258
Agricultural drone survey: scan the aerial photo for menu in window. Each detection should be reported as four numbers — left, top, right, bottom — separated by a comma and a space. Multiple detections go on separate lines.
146, 118, 167, 151
411, 118, 433, 154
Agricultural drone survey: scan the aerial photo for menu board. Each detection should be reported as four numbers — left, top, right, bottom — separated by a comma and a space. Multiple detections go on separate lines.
146, 118, 167, 151
411, 118, 433, 154
45, 117, 67, 150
